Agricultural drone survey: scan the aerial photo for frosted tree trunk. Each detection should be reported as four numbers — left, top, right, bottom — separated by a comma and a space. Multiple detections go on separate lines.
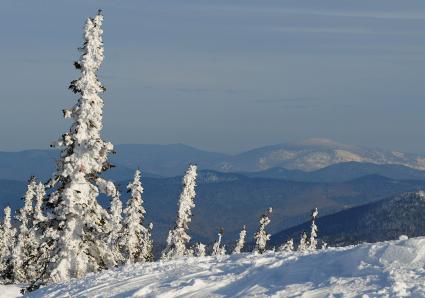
232, 225, 246, 254
161, 165, 198, 260
253, 208, 272, 254
29, 11, 118, 289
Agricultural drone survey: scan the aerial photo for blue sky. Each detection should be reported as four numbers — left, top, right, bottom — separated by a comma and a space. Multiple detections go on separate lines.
0, 0, 424, 153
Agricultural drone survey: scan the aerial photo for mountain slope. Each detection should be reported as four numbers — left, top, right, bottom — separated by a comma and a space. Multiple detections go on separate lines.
0, 150, 58, 181
113, 143, 228, 177
0, 144, 228, 181
245, 162, 425, 182
3, 174, 425, 245
26, 237, 425, 297
221, 138, 425, 172
2, 139, 425, 179
103, 174, 425, 244
270, 191, 425, 247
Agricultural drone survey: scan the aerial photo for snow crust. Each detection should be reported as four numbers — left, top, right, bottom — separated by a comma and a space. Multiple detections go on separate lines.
23, 237, 425, 297
0, 284, 22, 297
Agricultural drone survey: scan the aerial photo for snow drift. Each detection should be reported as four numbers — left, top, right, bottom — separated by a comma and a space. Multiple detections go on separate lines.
19, 236, 425, 297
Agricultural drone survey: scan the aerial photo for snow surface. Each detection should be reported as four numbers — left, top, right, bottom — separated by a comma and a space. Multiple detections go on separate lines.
13, 236, 425, 297
0, 285, 22, 298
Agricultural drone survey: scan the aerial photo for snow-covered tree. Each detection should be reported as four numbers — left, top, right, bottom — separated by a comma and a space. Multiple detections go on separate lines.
109, 191, 124, 265
17, 177, 36, 228
211, 228, 226, 256
232, 225, 246, 254
32, 182, 46, 225
278, 239, 294, 252
121, 170, 151, 264
13, 177, 38, 282
29, 11, 118, 288
0, 207, 16, 282
193, 242, 206, 257
298, 232, 308, 252
309, 208, 319, 251
253, 207, 272, 254
143, 223, 154, 262
18, 181, 48, 285
161, 165, 198, 260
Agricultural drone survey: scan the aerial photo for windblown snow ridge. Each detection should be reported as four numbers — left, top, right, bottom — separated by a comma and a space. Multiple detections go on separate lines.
28, 237, 425, 297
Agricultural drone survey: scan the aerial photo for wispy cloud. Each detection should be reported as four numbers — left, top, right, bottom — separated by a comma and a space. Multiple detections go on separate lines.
165, 3, 425, 21
267, 26, 423, 37
252, 97, 318, 104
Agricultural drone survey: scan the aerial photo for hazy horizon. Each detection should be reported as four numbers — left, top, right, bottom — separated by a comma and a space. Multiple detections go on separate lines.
1, 1, 424, 154
3, 137, 425, 156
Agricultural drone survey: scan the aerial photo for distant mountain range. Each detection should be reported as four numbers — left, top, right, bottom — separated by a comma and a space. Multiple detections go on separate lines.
245, 162, 425, 183
1, 139, 425, 180
270, 191, 425, 248
220, 138, 425, 172
3, 139, 425, 245
3, 172, 425, 245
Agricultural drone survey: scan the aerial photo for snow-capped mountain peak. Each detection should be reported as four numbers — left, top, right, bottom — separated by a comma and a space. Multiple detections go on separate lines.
222, 139, 425, 172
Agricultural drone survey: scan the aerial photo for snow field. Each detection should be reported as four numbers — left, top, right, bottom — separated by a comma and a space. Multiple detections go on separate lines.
21, 236, 425, 297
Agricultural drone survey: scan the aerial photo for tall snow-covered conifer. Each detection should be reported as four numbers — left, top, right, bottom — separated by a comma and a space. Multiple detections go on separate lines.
23, 181, 48, 283
161, 164, 198, 260
13, 177, 38, 282
29, 11, 118, 288
145, 223, 154, 262
232, 225, 246, 254
109, 191, 124, 264
121, 169, 151, 264
309, 208, 319, 251
253, 208, 272, 254
0, 207, 16, 282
